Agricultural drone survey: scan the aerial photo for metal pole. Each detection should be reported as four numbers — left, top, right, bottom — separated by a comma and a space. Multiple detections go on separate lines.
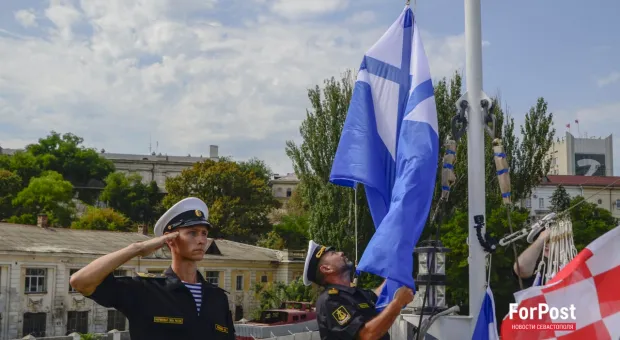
464, 0, 486, 334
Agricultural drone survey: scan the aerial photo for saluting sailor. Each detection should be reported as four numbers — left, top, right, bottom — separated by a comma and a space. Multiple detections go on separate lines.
303, 240, 414, 340
70, 197, 235, 340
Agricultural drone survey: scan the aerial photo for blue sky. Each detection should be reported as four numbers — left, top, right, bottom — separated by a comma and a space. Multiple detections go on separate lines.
0, 0, 618, 175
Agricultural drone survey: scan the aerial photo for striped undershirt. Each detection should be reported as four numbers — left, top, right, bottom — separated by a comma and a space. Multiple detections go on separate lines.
182, 281, 202, 314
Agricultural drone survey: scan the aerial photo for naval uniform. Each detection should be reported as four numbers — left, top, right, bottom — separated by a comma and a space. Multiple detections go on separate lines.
86, 266, 234, 340
315, 284, 389, 340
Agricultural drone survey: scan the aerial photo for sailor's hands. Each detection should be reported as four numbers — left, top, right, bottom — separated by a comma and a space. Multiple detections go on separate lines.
394, 286, 414, 307
135, 232, 179, 257
538, 229, 551, 242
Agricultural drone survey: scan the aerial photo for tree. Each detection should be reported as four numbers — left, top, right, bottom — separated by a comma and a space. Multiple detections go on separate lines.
0, 150, 41, 187
257, 214, 310, 250
163, 158, 280, 242
285, 70, 375, 260
71, 207, 132, 231
251, 278, 319, 320
25, 131, 115, 203
568, 196, 618, 250
549, 184, 571, 212
0, 170, 22, 220
99, 172, 163, 225
8, 171, 75, 226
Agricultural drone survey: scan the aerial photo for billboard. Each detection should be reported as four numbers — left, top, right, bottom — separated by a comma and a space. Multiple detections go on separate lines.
574, 153, 607, 176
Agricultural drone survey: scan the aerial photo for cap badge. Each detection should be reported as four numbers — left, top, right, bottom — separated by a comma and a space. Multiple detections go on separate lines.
315, 246, 326, 258
167, 225, 172, 230
195, 210, 202, 217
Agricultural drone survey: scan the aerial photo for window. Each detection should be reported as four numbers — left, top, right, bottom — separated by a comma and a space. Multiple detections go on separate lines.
23, 312, 46, 337
107, 310, 126, 331
25, 268, 46, 293
616, 199, 620, 209
525, 198, 531, 208
66, 311, 88, 335
539, 198, 544, 209
205, 271, 219, 286
234, 305, 243, 321
69, 269, 80, 292
113, 269, 127, 277
286, 188, 292, 197
261, 275, 268, 283
236, 275, 243, 291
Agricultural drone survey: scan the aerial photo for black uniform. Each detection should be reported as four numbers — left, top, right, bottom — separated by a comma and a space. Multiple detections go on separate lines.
315, 284, 389, 340
86, 266, 235, 340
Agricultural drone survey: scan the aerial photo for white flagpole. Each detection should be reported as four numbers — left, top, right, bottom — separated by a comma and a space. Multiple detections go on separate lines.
463, 0, 487, 334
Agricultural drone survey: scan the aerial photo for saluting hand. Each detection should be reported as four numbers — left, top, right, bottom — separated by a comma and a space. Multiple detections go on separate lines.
135, 232, 179, 257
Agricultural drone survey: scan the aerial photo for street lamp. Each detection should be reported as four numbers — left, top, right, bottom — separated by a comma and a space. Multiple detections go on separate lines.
411, 240, 450, 314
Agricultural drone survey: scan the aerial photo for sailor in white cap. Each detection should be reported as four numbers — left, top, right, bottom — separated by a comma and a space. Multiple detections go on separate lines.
70, 197, 235, 340
304, 240, 413, 340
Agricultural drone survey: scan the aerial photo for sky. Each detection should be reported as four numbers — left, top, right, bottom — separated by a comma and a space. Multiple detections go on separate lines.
0, 0, 618, 176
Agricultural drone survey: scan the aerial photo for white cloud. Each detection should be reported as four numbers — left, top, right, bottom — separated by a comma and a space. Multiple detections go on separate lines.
270, 0, 349, 18
597, 71, 620, 88
0, 1, 469, 174
14, 9, 38, 28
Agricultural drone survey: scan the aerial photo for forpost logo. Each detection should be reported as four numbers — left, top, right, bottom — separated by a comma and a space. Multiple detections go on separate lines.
508, 303, 577, 331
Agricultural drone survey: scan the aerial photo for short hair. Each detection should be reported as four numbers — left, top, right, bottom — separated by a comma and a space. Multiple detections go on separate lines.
314, 257, 327, 285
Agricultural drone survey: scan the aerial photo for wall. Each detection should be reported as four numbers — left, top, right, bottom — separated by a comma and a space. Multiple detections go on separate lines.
547, 132, 614, 176
0, 253, 303, 340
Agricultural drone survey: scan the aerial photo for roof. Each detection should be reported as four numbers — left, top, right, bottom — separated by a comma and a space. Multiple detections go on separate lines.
0, 222, 283, 262
541, 175, 620, 188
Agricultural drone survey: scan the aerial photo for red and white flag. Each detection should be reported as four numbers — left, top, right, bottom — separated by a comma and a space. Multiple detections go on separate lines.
501, 225, 620, 339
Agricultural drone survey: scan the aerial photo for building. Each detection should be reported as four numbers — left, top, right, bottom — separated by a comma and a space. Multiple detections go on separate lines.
101, 145, 219, 190
525, 175, 620, 218
547, 132, 614, 176
0, 146, 220, 191
0, 217, 305, 340
270, 173, 300, 206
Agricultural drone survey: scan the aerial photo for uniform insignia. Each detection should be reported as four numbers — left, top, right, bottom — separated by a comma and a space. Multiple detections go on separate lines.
332, 306, 351, 325
315, 246, 326, 258
167, 225, 172, 230
195, 209, 202, 217
215, 324, 228, 333
137, 272, 163, 278
358, 303, 370, 308
153, 316, 183, 324
328, 288, 339, 295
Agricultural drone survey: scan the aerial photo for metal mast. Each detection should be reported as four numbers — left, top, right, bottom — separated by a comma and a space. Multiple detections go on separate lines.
463, 0, 488, 333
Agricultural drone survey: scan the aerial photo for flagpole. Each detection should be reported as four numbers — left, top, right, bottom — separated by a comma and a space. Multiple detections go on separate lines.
463, 0, 487, 334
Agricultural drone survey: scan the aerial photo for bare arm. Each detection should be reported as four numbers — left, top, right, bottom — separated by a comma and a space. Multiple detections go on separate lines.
358, 287, 413, 340
514, 229, 548, 278
70, 232, 178, 296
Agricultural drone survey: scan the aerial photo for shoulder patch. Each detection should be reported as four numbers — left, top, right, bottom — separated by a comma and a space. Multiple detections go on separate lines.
358, 303, 369, 308
136, 272, 164, 279
328, 288, 339, 295
332, 305, 351, 325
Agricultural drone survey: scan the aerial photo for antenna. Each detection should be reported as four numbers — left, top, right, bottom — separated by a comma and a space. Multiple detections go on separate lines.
149, 134, 152, 154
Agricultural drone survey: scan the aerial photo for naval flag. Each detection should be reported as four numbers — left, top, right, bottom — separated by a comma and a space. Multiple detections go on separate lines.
472, 285, 499, 340
329, 5, 439, 309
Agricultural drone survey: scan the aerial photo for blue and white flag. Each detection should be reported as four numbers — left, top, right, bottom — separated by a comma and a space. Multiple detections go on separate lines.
329, 5, 439, 309
472, 286, 499, 340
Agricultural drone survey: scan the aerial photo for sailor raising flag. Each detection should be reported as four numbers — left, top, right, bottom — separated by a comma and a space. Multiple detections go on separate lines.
329, 4, 439, 309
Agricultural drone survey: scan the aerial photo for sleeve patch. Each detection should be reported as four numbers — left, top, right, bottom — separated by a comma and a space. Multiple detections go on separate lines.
332, 305, 351, 325
328, 288, 339, 295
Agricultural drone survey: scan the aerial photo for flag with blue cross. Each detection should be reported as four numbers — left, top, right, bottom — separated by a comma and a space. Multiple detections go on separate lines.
330, 5, 439, 310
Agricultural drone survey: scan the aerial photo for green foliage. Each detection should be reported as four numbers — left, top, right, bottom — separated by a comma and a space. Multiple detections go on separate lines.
163, 158, 280, 242
0, 170, 22, 220
258, 214, 310, 250
25, 131, 115, 185
286, 70, 375, 259
549, 185, 571, 213
9, 171, 75, 226
568, 196, 618, 250
71, 207, 132, 231
100, 172, 163, 225
251, 278, 319, 320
